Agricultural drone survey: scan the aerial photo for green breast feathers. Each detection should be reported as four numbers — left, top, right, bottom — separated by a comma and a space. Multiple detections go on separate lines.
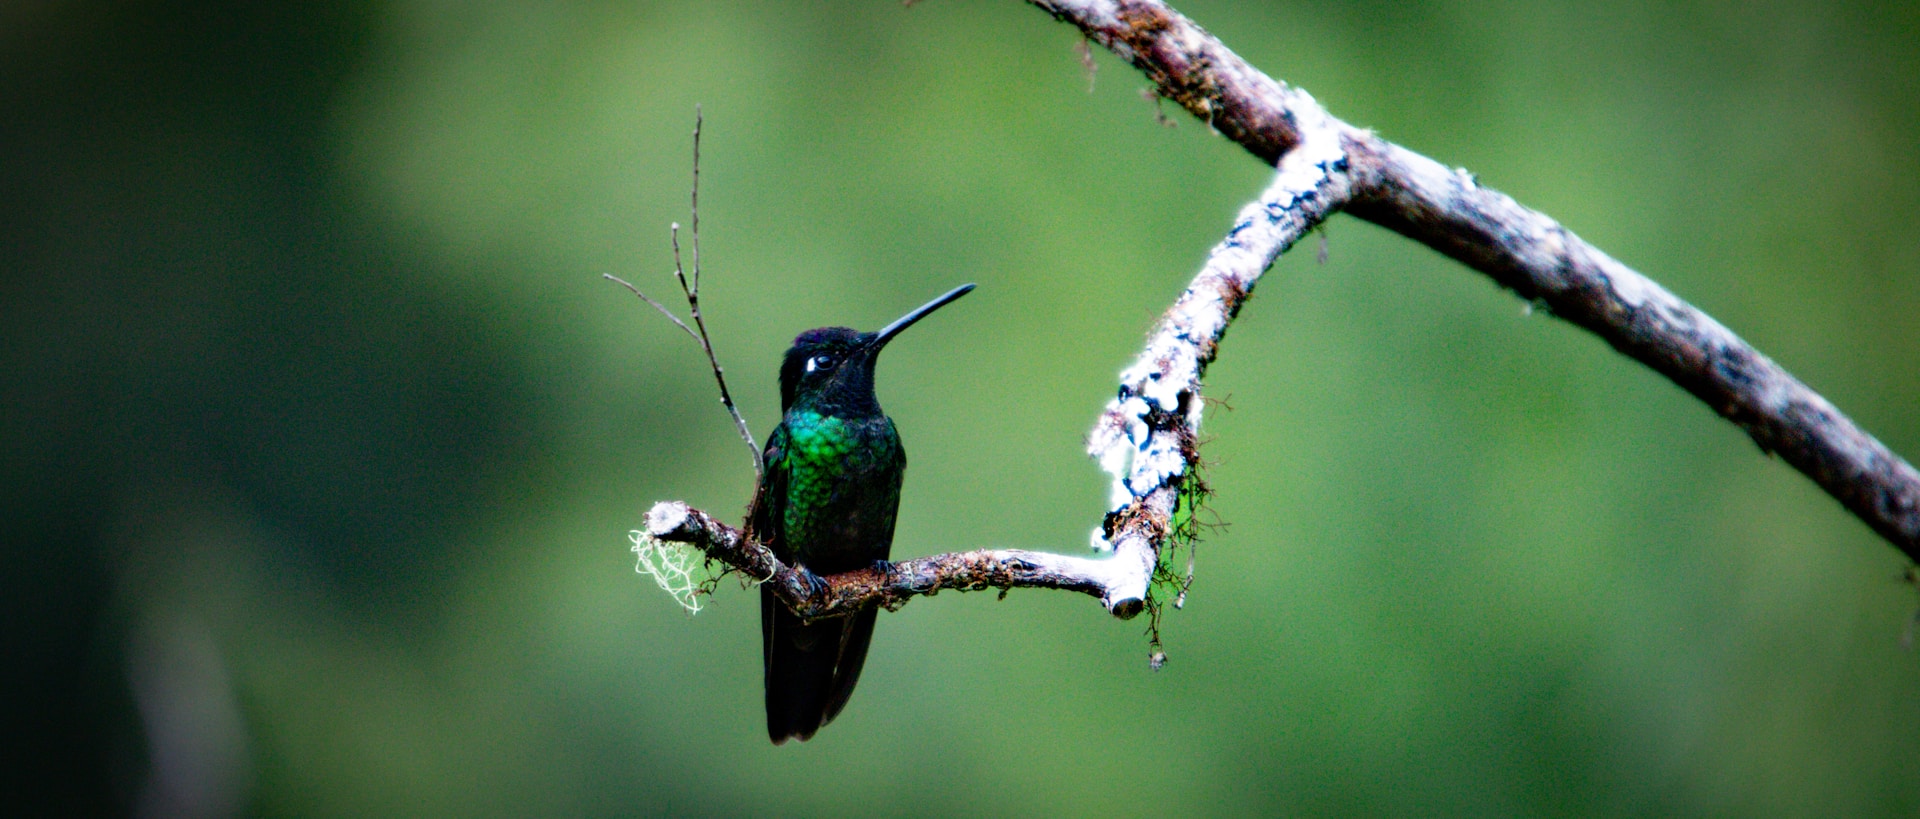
774, 411, 903, 560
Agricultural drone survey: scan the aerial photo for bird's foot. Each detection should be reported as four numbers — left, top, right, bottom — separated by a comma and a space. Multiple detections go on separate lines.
869, 559, 896, 585
871, 559, 910, 612
787, 562, 831, 603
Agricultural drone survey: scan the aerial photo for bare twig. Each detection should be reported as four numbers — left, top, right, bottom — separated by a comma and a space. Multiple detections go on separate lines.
603, 274, 696, 340
610, 107, 763, 478
685, 106, 703, 295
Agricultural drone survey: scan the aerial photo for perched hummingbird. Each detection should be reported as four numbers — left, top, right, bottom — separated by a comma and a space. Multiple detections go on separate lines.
747, 283, 975, 744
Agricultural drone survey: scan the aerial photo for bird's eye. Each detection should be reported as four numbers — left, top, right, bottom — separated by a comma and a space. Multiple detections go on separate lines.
806, 354, 837, 373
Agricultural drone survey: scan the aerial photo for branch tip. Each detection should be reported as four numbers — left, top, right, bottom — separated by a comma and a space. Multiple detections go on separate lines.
645, 501, 690, 537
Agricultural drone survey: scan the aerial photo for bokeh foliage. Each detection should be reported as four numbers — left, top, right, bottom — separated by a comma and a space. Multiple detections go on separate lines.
5, 1, 1919, 815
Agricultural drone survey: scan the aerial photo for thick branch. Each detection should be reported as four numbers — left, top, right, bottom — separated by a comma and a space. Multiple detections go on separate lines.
1083, 104, 1350, 607
1034, 0, 1920, 561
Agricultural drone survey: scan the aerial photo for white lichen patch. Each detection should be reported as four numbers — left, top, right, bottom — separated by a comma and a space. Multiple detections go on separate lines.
644, 500, 690, 537
1090, 526, 1114, 553
1085, 113, 1353, 550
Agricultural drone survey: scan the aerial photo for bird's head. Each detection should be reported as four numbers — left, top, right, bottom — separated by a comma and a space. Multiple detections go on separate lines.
777, 283, 975, 414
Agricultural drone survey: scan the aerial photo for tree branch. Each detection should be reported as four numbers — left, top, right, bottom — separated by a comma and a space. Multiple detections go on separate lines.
640, 0, 1917, 625
1034, 0, 1920, 562
646, 502, 1120, 618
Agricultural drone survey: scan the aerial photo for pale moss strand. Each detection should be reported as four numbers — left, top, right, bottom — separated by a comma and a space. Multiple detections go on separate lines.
629, 529, 707, 614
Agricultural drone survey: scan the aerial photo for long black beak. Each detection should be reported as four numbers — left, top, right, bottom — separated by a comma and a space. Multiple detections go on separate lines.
869, 283, 975, 350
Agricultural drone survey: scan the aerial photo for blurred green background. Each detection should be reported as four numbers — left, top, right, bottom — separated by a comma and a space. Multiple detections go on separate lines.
6, 1, 1919, 816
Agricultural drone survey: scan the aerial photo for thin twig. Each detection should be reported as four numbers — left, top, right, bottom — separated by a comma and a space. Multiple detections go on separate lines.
610, 107, 763, 478
669, 224, 687, 294
673, 109, 761, 477
604, 274, 697, 340
689, 106, 702, 295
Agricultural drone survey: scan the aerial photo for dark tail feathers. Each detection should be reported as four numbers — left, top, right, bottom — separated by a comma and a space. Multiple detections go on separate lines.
761, 586, 877, 744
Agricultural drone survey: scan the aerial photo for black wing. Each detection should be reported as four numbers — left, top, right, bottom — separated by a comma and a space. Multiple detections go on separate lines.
745, 423, 788, 561
751, 423, 828, 743
751, 423, 789, 681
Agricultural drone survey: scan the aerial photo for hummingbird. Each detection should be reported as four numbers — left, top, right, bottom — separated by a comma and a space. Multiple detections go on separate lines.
747, 283, 975, 744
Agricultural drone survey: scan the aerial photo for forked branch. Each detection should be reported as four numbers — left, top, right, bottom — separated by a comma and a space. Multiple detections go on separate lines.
609, 106, 762, 478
